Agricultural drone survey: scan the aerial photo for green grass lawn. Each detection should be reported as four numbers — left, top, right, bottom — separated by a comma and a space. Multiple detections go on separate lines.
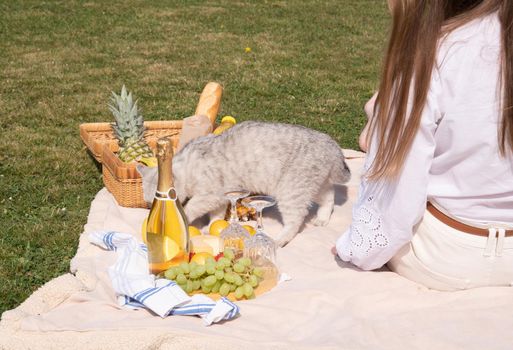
0, 0, 388, 314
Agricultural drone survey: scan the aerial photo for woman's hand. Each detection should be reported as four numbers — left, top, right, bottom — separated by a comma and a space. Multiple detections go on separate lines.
359, 92, 377, 153
331, 246, 338, 256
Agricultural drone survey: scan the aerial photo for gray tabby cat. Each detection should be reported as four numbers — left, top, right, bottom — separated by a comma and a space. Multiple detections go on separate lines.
172, 121, 350, 246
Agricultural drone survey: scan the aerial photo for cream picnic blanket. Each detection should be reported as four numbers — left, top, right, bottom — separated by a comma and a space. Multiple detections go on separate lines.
2, 149, 513, 350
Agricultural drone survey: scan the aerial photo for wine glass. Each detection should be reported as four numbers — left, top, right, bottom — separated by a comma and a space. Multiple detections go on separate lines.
241, 195, 277, 268
220, 189, 250, 256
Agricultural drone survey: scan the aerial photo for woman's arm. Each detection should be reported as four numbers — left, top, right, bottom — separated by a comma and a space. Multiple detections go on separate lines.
336, 78, 441, 270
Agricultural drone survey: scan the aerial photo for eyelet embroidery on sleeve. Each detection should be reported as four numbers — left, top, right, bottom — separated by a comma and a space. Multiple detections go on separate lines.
350, 202, 388, 255
351, 226, 373, 253
374, 233, 389, 247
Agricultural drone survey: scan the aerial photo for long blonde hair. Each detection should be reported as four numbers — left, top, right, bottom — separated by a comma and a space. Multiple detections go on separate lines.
367, 0, 513, 180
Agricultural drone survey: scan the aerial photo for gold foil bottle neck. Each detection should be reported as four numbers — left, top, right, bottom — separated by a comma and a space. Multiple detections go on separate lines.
156, 137, 174, 160
156, 137, 174, 193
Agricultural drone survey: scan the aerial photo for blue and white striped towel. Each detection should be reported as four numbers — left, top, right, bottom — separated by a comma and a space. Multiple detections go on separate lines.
89, 231, 239, 326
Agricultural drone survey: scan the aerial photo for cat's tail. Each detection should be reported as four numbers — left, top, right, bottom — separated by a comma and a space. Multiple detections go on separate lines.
330, 150, 351, 184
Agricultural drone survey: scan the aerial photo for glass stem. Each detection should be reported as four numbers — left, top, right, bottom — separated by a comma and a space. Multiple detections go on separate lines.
229, 198, 238, 223
256, 209, 264, 235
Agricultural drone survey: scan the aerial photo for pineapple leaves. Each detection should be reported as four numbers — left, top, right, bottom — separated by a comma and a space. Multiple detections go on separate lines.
108, 85, 152, 163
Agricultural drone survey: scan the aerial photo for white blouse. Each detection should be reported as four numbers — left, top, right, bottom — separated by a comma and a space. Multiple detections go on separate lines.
336, 12, 513, 270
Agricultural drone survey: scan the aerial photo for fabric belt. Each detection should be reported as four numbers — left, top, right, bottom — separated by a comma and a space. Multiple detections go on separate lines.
426, 202, 513, 237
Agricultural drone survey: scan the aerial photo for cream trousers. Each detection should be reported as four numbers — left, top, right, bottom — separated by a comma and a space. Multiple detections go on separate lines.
388, 210, 513, 291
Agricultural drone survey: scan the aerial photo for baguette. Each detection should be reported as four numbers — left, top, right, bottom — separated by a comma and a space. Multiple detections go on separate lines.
194, 82, 223, 124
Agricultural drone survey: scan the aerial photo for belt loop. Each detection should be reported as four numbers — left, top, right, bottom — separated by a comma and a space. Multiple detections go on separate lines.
483, 228, 497, 257
496, 228, 506, 257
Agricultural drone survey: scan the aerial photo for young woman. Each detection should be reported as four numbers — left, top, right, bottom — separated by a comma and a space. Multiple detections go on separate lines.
334, 0, 513, 290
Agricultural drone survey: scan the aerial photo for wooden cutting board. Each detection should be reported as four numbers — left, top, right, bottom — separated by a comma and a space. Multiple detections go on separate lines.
194, 266, 278, 301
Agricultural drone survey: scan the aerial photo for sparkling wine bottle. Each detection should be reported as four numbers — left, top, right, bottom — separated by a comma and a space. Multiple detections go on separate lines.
146, 137, 190, 274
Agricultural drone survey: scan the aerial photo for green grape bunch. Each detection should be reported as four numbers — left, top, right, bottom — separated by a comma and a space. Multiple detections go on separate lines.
163, 248, 265, 300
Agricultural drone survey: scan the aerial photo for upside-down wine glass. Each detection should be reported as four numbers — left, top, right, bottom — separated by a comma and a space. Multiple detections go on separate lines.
220, 189, 251, 257
241, 195, 277, 269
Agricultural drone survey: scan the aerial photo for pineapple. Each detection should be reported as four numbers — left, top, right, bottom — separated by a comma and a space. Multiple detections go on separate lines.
109, 85, 155, 163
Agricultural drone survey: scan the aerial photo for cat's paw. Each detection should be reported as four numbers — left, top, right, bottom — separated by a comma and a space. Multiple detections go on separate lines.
276, 224, 301, 247
313, 216, 330, 226
275, 237, 290, 247
275, 232, 296, 247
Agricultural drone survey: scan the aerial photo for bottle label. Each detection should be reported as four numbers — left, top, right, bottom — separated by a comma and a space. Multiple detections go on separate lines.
156, 187, 178, 201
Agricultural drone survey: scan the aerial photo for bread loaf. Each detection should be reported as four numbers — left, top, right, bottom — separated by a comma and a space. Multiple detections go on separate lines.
194, 82, 223, 124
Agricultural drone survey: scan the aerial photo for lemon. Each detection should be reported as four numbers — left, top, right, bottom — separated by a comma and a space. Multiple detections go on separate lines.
190, 252, 214, 265
145, 220, 201, 241
209, 219, 229, 236
148, 237, 184, 273
138, 156, 158, 167
189, 226, 202, 237
213, 116, 237, 135
162, 236, 181, 260
221, 115, 236, 125
141, 217, 148, 244
243, 225, 256, 236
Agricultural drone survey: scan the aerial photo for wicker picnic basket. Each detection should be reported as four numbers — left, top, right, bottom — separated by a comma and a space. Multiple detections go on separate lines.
80, 82, 222, 208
